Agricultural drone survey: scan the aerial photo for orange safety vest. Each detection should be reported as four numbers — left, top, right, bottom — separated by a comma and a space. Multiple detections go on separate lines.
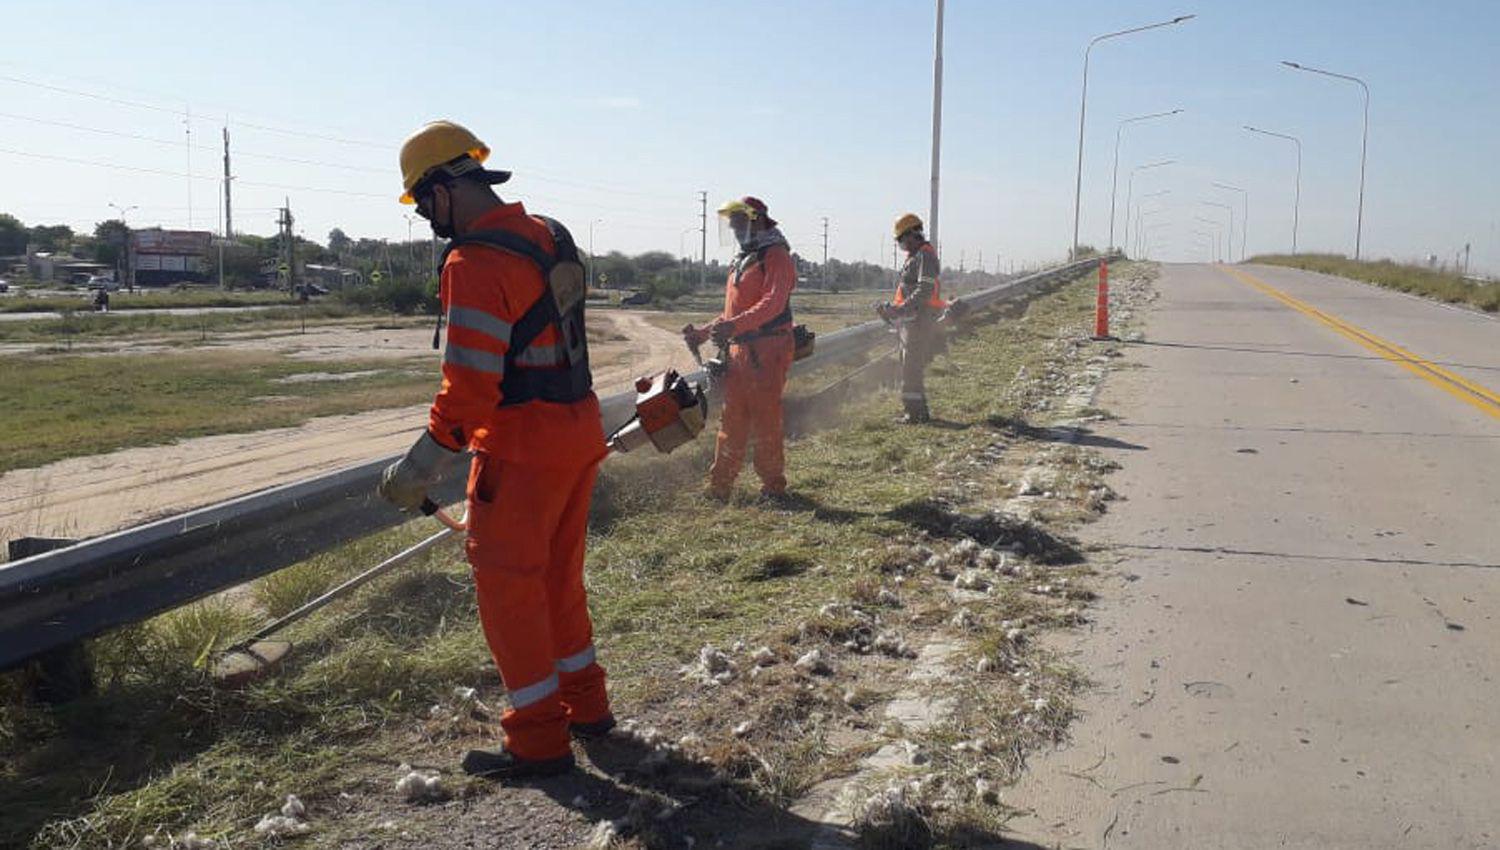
893, 242, 946, 309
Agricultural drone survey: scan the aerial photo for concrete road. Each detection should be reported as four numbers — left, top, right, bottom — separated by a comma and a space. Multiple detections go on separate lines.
1008, 263, 1500, 849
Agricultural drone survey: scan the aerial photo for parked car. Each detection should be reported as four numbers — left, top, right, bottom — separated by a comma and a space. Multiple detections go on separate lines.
0, 279, 10, 293
293, 283, 330, 297
620, 289, 652, 306
86, 276, 121, 292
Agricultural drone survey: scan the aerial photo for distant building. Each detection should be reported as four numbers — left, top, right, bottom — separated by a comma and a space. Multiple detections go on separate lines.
25, 252, 112, 284
129, 229, 213, 287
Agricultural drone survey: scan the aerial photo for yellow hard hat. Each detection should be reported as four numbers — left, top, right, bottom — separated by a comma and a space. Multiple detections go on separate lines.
717, 199, 756, 218
893, 213, 923, 239
397, 120, 508, 204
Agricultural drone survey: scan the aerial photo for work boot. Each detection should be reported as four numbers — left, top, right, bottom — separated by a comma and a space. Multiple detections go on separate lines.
461, 747, 575, 780
757, 488, 793, 507
706, 485, 732, 504
569, 714, 617, 740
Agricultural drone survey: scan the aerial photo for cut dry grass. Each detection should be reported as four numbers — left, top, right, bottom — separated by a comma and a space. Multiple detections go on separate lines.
0, 351, 435, 473
0, 265, 1123, 848
1252, 253, 1500, 312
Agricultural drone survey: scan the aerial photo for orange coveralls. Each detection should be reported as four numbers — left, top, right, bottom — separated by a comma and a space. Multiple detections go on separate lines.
708, 242, 797, 496
429, 202, 609, 761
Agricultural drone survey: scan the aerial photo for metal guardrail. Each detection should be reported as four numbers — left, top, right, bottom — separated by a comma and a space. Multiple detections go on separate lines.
0, 255, 1110, 671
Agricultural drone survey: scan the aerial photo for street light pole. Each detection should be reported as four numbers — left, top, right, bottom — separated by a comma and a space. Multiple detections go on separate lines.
1123, 160, 1175, 256
1194, 217, 1225, 262
1070, 15, 1195, 260
1203, 202, 1234, 263
1110, 108, 1182, 250
1283, 61, 1369, 259
1244, 125, 1301, 254
1212, 182, 1248, 261
108, 202, 139, 291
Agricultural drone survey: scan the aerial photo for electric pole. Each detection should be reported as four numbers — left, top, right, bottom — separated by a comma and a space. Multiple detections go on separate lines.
185, 107, 193, 229
222, 127, 233, 238
698, 191, 707, 291
928, 0, 945, 245
278, 198, 297, 291
821, 216, 830, 289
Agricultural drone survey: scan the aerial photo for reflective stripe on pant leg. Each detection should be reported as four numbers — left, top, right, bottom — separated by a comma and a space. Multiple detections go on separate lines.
508, 671, 560, 709
556, 645, 596, 673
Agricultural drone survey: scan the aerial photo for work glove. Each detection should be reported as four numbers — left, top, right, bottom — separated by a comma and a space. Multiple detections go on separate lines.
875, 301, 894, 322
379, 430, 460, 514
682, 323, 710, 348
708, 319, 735, 347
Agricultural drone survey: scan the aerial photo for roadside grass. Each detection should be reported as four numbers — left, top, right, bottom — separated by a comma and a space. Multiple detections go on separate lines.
0, 351, 435, 473
1253, 253, 1500, 312
0, 289, 297, 314
0, 267, 1113, 848
0, 302, 374, 344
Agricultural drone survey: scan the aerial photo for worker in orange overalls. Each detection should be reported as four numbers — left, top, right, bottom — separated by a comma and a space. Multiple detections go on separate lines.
878, 213, 946, 423
684, 197, 796, 501
378, 121, 612, 780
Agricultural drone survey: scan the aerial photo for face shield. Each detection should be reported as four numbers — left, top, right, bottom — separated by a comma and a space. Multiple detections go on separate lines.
718, 210, 753, 249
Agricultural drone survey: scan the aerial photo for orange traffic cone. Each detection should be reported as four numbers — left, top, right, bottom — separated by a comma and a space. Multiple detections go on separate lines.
1091, 260, 1115, 341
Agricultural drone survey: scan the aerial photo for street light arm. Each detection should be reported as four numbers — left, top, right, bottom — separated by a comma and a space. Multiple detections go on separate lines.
1090, 15, 1196, 49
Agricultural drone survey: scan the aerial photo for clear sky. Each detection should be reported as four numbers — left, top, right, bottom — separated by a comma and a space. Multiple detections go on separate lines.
2, 1, 1497, 273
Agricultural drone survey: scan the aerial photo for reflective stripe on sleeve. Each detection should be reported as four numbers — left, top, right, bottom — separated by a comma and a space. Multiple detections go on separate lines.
443, 342, 504, 374
447, 306, 513, 347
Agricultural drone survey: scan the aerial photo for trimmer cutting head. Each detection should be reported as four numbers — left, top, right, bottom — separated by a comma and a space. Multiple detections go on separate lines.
211, 640, 291, 689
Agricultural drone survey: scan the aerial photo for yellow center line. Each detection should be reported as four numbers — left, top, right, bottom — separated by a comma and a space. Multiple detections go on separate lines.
1221, 265, 1500, 421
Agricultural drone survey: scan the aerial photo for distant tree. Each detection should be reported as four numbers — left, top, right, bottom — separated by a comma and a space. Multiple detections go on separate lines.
327, 228, 352, 256
29, 224, 74, 254
635, 251, 678, 275
0, 213, 26, 255
93, 219, 130, 267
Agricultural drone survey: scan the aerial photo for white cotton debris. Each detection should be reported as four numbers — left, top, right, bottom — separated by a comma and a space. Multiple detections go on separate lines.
584, 819, 620, 849
975, 656, 996, 674
395, 770, 448, 803
171, 834, 218, 850
977, 547, 1005, 569
683, 644, 740, 686
1032, 697, 1050, 712
733, 720, 755, 738
253, 815, 311, 838
279, 794, 306, 820
751, 646, 777, 667
951, 609, 977, 630
953, 569, 991, 591
453, 686, 477, 703
923, 554, 946, 572
975, 778, 1000, 805
873, 632, 915, 658
679, 733, 704, 750
876, 588, 902, 607
794, 649, 832, 675
731, 640, 746, 653
853, 781, 931, 845
819, 602, 845, 618
1005, 627, 1025, 644
947, 539, 980, 566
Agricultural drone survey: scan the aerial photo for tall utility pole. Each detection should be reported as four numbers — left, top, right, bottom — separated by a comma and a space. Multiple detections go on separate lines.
278, 198, 296, 290
928, 0, 945, 245
698, 191, 707, 290
1212, 182, 1249, 261
222, 127, 233, 238
1110, 109, 1182, 249
821, 216, 830, 288
185, 106, 194, 229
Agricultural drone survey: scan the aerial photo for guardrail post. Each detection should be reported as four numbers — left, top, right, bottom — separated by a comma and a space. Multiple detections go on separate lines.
7, 537, 94, 704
